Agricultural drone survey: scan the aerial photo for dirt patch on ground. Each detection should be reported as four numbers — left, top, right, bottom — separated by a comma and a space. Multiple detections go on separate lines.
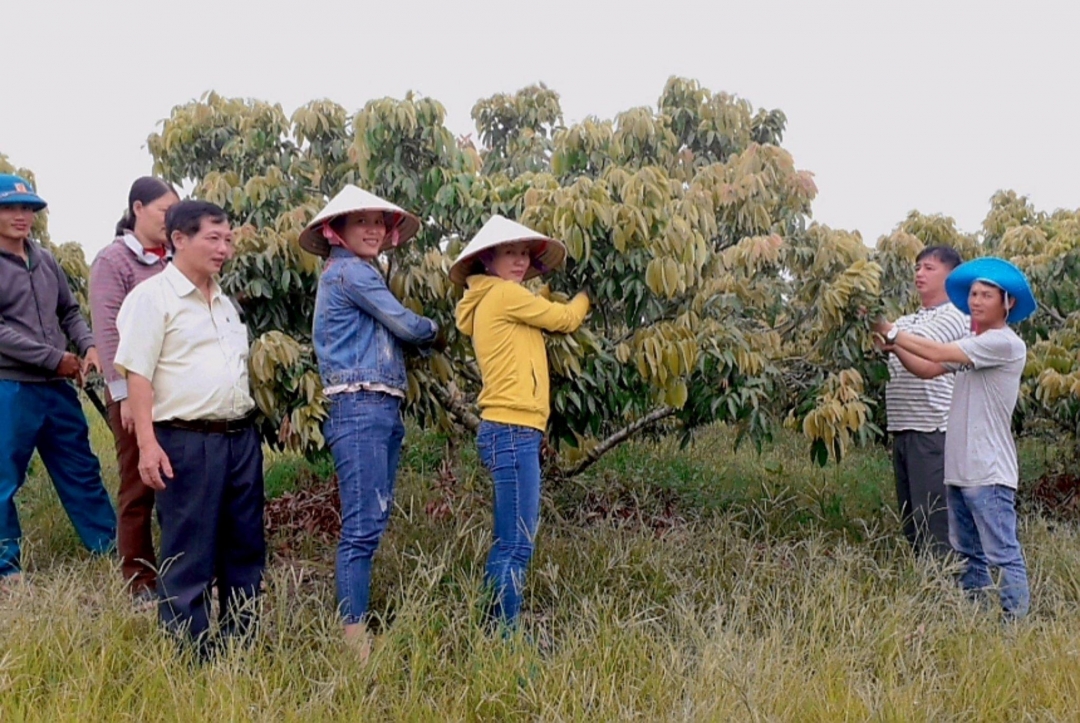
1025, 472, 1080, 521
264, 480, 341, 558
571, 481, 687, 537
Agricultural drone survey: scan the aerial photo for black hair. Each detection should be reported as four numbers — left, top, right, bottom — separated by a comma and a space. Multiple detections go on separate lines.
915, 245, 962, 270
166, 200, 228, 241
470, 244, 550, 277
115, 177, 177, 236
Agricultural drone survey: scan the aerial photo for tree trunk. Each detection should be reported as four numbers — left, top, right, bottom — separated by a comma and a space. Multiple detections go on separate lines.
429, 383, 481, 433
429, 383, 677, 479
561, 406, 677, 478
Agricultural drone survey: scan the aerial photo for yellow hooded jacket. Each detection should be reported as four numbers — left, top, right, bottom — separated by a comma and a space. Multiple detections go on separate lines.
455, 275, 590, 431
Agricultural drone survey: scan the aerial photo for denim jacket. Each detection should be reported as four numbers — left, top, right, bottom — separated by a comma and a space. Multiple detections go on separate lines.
313, 247, 438, 392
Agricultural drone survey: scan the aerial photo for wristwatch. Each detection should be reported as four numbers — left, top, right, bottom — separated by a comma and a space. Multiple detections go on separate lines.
885, 325, 899, 344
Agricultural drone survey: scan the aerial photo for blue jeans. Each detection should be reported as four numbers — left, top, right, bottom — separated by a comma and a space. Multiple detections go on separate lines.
477, 421, 543, 627
324, 391, 405, 625
0, 380, 116, 577
947, 484, 1030, 618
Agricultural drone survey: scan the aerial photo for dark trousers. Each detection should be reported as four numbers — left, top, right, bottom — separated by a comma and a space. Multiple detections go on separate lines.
892, 430, 950, 557
0, 380, 116, 576
106, 400, 157, 593
154, 424, 265, 644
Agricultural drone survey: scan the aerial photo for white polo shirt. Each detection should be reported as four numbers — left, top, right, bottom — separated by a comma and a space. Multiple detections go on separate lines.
114, 263, 255, 422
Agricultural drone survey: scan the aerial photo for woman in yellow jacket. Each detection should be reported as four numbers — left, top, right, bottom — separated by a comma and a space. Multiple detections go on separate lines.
451, 216, 589, 627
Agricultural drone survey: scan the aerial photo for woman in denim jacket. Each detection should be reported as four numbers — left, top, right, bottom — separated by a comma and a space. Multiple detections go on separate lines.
301, 186, 440, 653
451, 216, 589, 628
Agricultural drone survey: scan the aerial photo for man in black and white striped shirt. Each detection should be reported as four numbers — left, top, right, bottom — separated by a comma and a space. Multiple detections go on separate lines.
883, 246, 970, 556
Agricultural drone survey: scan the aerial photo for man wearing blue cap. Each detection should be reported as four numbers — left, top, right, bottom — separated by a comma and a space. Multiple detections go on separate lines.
875, 257, 1035, 619
0, 173, 117, 583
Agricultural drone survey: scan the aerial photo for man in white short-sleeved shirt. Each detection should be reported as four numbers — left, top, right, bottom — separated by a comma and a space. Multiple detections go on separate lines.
942, 328, 1026, 489
114, 200, 264, 657
875, 257, 1036, 620
884, 246, 969, 556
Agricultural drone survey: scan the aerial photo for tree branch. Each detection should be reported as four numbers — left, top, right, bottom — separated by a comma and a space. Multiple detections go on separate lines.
1040, 301, 1067, 327
429, 382, 481, 433
775, 310, 811, 338
461, 361, 483, 386
561, 406, 677, 478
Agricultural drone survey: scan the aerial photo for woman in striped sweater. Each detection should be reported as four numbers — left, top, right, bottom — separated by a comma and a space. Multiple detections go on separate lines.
89, 177, 178, 602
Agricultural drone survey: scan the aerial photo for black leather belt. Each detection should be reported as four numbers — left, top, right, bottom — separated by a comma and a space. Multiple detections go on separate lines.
156, 411, 258, 435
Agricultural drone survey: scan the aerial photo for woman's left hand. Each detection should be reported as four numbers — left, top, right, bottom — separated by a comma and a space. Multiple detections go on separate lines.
432, 328, 448, 353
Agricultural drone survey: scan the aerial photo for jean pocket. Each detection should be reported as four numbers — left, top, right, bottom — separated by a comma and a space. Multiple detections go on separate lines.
477, 433, 493, 469
478, 423, 516, 471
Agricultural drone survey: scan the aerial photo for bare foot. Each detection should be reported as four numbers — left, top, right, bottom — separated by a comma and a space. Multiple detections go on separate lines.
1, 572, 24, 592
344, 622, 372, 663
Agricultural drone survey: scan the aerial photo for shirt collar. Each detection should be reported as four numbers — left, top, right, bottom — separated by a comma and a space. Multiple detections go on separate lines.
122, 232, 171, 266
0, 238, 40, 267
162, 262, 222, 301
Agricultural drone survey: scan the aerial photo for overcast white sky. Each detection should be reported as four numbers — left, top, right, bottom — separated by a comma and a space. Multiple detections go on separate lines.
3, 1, 1077, 258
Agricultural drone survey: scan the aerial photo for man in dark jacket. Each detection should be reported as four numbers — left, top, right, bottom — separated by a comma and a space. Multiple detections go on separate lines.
0, 173, 116, 583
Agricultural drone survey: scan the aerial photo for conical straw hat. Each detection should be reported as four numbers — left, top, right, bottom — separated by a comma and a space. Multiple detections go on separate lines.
449, 215, 567, 286
299, 185, 421, 257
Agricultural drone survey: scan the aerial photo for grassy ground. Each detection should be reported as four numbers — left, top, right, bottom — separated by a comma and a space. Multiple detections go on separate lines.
3, 403, 1078, 721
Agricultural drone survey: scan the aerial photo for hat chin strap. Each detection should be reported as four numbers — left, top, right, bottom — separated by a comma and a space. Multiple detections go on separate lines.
321, 222, 347, 248
974, 276, 1012, 322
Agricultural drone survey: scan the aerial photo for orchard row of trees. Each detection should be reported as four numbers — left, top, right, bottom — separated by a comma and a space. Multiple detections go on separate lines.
5, 77, 1078, 472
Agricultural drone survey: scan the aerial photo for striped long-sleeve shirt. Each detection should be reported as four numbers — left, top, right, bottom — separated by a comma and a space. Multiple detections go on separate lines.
89, 234, 169, 402
885, 302, 971, 433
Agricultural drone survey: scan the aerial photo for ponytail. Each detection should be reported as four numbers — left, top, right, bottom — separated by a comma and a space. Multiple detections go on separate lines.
115, 210, 136, 236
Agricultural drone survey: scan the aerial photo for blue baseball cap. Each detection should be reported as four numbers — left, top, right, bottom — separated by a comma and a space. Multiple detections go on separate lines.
0, 174, 47, 211
945, 257, 1037, 324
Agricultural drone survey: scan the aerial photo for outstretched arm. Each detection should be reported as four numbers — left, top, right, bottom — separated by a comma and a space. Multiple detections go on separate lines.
874, 318, 971, 366
891, 329, 972, 366
888, 344, 950, 379
502, 284, 590, 333
340, 263, 438, 346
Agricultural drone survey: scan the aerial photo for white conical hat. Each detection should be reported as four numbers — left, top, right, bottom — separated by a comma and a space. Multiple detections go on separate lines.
299, 185, 421, 257
449, 215, 567, 286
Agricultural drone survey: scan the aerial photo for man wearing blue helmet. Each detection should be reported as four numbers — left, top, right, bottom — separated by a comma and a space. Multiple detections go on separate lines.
874, 257, 1035, 620
0, 173, 117, 584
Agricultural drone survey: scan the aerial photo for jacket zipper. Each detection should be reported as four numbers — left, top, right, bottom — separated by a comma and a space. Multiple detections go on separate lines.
28, 264, 49, 343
